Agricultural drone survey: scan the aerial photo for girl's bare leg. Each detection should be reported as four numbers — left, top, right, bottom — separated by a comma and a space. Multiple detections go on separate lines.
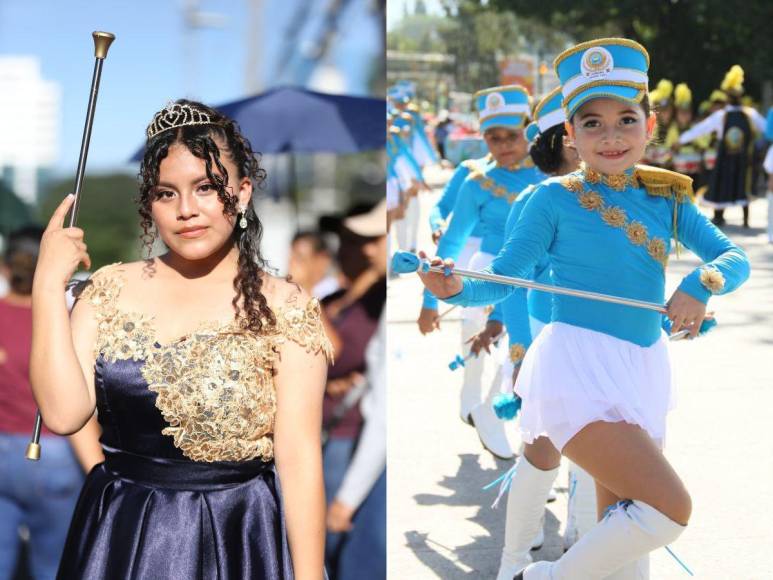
521, 421, 688, 579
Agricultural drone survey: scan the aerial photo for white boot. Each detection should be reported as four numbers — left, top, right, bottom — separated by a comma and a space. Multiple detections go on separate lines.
520, 500, 685, 580
563, 462, 597, 550
470, 398, 514, 459
603, 555, 649, 579
495, 457, 559, 580
459, 316, 485, 423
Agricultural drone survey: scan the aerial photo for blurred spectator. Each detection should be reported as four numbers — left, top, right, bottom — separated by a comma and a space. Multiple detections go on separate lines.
0, 226, 103, 580
434, 112, 453, 162
288, 230, 339, 299
321, 201, 386, 580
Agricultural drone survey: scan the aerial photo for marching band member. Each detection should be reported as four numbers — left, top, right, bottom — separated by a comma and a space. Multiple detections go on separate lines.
678, 65, 767, 227
417, 38, 750, 579
420, 85, 545, 459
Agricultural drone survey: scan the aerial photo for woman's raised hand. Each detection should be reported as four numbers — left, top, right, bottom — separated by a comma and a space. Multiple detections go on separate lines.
416, 251, 463, 300
34, 194, 92, 290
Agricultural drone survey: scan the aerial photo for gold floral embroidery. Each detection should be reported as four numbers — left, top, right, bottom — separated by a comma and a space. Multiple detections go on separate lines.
510, 344, 526, 364
559, 176, 584, 193
564, 175, 671, 269
77, 265, 333, 462
699, 268, 725, 294
578, 190, 603, 211
143, 330, 278, 462
273, 293, 334, 361
470, 172, 518, 204
626, 221, 648, 246
601, 206, 627, 228
582, 165, 639, 191
646, 238, 668, 267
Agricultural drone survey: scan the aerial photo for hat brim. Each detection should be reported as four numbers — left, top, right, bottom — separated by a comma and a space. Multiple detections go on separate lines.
565, 86, 645, 119
480, 115, 527, 133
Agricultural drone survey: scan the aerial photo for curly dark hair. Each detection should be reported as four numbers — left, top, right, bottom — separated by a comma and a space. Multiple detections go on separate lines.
529, 124, 567, 176
137, 99, 274, 333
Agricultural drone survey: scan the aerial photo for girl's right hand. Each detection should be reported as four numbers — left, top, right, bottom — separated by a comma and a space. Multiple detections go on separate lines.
416, 251, 463, 299
34, 194, 92, 289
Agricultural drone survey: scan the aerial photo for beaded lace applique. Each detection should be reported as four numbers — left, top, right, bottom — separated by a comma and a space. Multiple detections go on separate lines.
78, 263, 332, 462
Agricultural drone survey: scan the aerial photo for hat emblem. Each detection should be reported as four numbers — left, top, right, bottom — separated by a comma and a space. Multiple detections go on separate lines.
581, 47, 613, 79
485, 92, 505, 111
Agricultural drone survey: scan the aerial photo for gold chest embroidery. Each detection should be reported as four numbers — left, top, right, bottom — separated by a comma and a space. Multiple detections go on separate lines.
559, 175, 670, 269
469, 170, 519, 203
79, 264, 332, 462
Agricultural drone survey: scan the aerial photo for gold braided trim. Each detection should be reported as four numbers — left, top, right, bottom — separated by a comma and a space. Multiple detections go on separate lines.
562, 80, 647, 109
473, 85, 530, 100
563, 89, 647, 118
699, 268, 725, 294
561, 176, 669, 268
633, 164, 695, 203
479, 113, 528, 125
553, 38, 650, 70
469, 171, 519, 203
510, 343, 526, 364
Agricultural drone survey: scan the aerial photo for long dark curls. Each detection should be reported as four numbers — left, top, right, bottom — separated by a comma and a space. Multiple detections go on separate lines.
137, 99, 274, 334
529, 124, 567, 175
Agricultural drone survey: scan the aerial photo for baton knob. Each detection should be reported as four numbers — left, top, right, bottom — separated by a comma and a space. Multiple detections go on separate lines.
25, 442, 41, 461
92, 31, 116, 60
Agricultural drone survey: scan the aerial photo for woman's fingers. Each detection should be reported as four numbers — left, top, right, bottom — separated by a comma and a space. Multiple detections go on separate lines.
46, 194, 75, 231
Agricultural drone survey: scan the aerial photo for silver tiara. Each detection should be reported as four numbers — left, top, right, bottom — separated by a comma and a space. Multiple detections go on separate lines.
146, 103, 215, 139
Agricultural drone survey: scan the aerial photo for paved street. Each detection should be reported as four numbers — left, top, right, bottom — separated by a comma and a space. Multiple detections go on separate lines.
387, 167, 773, 578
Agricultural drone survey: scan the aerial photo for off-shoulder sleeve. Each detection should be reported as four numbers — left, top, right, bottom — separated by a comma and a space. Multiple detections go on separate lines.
274, 292, 334, 362
73, 262, 124, 320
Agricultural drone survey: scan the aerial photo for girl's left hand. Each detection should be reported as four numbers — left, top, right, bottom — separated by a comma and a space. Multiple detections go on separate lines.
666, 289, 707, 338
326, 500, 355, 533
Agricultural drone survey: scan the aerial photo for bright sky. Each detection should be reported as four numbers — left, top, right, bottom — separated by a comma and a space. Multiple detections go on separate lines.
0, 0, 380, 174
387, 0, 445, 31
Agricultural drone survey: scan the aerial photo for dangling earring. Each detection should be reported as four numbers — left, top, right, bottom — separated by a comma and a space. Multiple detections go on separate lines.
238, 204, 248, 229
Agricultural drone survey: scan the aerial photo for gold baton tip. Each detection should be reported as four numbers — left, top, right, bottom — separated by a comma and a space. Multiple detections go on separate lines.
92, 31, 116, 59
25, 442, 41, 461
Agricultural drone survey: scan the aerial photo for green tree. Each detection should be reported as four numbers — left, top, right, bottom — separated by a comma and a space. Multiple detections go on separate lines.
38, 173, 144, 268
487, 0, 773, 104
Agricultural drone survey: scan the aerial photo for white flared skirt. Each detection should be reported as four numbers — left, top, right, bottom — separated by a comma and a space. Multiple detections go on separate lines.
514, 322, 675, 451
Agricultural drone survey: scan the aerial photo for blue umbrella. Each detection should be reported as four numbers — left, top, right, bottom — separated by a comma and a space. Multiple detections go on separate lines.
131, 86, 386, 161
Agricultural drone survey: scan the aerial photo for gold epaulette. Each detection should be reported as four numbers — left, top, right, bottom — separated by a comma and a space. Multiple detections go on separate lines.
400, 112, 413, 122
461, 159, 478, 171
389, 126, 401, 135
406, 103, 420, 112
634, 164, 694, 204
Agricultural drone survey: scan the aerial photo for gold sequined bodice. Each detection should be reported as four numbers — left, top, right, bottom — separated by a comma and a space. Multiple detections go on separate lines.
78, 263, 332, 463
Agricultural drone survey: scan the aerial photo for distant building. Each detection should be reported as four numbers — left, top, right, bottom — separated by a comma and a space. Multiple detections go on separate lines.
0, 57, 60, 204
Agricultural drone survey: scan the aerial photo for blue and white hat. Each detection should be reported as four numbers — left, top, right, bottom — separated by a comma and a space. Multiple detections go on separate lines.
525, 87, 565, 142
387, 85, 410, 105
474, 85, 531, 133
554, 38, 650, 119
395, 80, 417, 100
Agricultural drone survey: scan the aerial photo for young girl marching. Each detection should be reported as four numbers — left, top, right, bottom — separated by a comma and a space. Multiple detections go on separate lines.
418, 38, 750, 579
418, 85, 545, 459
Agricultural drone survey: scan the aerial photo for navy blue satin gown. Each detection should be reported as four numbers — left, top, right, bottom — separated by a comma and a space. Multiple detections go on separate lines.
57, 263, 332, 580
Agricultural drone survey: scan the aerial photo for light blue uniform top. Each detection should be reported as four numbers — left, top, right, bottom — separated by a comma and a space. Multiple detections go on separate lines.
423, 162, 545, 309
442, 167, 750, 347
428, 155, 494, 239
491, 184, 555, 354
